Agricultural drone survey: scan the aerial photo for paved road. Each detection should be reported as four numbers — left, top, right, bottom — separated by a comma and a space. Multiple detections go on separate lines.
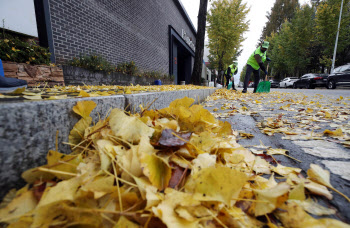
203, 88, 350, 223
239, 86, 350, 98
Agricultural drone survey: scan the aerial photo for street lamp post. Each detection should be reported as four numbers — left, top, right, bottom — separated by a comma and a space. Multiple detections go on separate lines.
331, 0, 344, 73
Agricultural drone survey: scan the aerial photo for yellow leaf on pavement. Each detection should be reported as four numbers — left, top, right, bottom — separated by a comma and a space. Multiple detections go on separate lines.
323, 128, 343, 137
289, 182, 305, 201
254, 182, 290, 216
272, 164, 301, 176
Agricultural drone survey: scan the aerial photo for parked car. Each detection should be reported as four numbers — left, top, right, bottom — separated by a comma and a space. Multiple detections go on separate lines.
269, 80, 280, 88
248, 81, 254, 87
279, 77, 299, 88
293, 73, 328, 89
238, 81, 244, 87
327, 64, 350, 89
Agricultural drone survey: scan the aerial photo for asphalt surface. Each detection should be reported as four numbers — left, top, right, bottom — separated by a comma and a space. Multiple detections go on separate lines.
203, 87, 350, 223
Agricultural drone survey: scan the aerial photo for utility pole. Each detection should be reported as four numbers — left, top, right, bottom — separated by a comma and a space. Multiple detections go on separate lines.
331, 0, 344, 73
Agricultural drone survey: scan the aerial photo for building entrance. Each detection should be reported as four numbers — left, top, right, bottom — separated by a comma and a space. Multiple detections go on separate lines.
169, 26, 195, 85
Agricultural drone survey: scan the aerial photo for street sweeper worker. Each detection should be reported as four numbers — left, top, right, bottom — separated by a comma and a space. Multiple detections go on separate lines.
225, 61, 238, 90
242, 41, 271, 93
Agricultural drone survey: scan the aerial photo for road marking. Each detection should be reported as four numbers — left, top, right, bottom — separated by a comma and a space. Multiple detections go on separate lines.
294, 141, 350, 159
321, 161, 350, 181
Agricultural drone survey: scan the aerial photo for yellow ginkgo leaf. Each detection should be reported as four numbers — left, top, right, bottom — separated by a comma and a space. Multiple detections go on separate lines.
141, 153, 172, 191
152, 188, 202, 228
169, 97, 194, 109
306, 108, 313, 113
253, 156, 271, 174
82, 175, 116, 199
272, 164, 301, 176
23, 94, 42, 100
184, 166, 248, 205
72, 100, 97, 119
114, 216, 139, 228
46, 150, 82, 180
68, 117, 92, 147
47, 95, 67, 100
323, 128, 343, 137
289, 182, 305, 201
267, 148, 288, 155
96, 139, 115, 171
290, 198, 336, 216
124, 88, 132, 94
78, 90, 90, 97
38, 177, 81, 208
109, 108, 154, 144
0, 190, 37, 223
307, 164, 350, 202
254, 182, 290, 216
307, 164, 331, 187
304, 180, 333, 200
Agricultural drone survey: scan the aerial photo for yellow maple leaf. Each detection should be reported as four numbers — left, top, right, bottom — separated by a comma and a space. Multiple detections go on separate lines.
72, 101, 97, 119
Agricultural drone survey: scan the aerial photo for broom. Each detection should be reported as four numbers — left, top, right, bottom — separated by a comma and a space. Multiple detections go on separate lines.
256, 63, 270, 93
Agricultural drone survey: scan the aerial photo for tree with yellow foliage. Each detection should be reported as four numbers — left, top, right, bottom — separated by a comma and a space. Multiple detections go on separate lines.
207, 0, 249, 83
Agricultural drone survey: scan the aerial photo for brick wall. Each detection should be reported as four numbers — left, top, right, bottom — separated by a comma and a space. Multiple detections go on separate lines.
48, 0, 196, 74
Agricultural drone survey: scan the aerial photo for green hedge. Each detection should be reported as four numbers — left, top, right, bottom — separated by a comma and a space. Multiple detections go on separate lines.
68, 54, 115, 74
0, 36, 51, 65
67, 54, 174, 80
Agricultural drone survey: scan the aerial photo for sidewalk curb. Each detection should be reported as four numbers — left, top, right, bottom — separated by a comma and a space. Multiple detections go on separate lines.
0, 88, 216, 198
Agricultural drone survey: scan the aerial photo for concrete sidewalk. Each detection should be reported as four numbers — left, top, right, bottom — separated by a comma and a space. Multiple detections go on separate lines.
0, 88, 216, 198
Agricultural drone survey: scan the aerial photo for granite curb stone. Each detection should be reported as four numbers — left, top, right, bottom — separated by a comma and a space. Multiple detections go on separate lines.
0, 88, 217, 198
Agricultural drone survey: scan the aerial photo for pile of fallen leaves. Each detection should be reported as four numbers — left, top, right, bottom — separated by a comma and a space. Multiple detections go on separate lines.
1, 97, 349, 227
0, 84, 208, 101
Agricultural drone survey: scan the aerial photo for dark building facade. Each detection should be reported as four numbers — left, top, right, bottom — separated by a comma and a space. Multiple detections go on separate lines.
34, 0, 196, 84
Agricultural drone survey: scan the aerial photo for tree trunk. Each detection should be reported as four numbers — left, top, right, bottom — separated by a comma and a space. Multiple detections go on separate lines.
190, 0, 209, 85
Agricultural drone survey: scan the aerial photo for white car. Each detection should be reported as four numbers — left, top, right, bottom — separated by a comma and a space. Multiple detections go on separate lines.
279, 77, 299, 88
